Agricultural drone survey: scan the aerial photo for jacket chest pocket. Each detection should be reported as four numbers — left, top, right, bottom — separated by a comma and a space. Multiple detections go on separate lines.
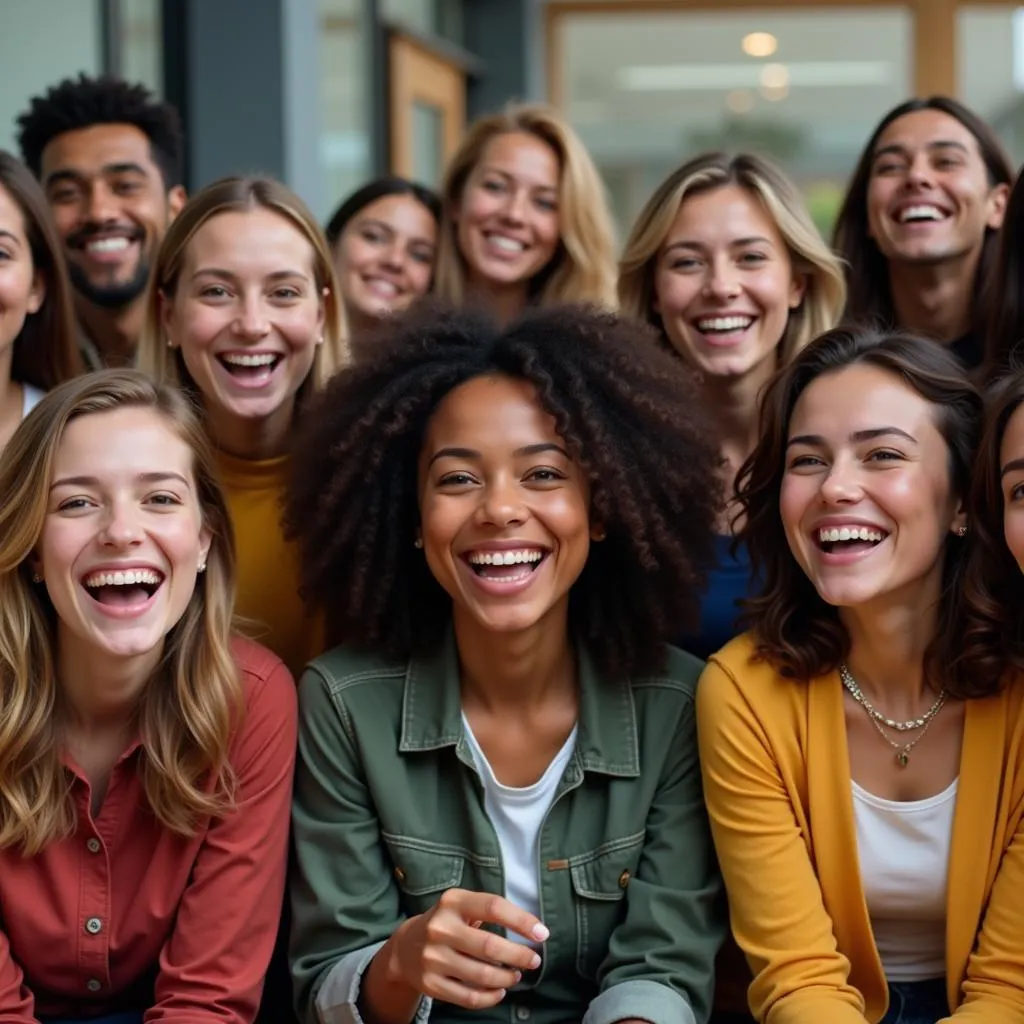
382, 833, 467, 917
569, 831, 646, 980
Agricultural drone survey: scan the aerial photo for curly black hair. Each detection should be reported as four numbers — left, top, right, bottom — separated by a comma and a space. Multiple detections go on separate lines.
285, 302, 724, 679
16, 74, 184, 189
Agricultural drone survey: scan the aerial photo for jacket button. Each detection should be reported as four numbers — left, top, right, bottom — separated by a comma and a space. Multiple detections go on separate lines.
86, 837, 101, 854
84, 917, 102, 935
86, 978, 102, 992
394, 866, 406, 882
515, 1008, 531, 1021
618, 870, 630, 889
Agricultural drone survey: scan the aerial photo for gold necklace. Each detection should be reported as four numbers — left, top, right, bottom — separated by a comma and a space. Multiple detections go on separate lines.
839, 664, 947, 768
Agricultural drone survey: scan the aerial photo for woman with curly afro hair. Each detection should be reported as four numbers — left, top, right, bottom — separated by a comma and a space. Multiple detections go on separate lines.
286, 303, 727, 1024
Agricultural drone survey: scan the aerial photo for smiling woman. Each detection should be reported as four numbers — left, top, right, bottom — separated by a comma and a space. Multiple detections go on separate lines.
694, 326, 1024, 1024
285, 303, 726, 1024
137, 176, 348, 679
0, 369, 296, 1023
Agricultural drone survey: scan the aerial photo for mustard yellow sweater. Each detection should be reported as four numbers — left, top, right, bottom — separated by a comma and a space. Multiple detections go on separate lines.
697, 633, 1024, 1024
215, 450, 324, 678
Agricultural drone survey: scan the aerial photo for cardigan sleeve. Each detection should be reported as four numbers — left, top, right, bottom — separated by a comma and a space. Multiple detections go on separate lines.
942, 803, 1024, 1020
696, 658, 871, 1024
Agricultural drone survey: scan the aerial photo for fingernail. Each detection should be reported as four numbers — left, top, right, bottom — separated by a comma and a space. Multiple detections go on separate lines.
529, 953, 542, 969
513, 971, 522, 983
532, 923, 550, 942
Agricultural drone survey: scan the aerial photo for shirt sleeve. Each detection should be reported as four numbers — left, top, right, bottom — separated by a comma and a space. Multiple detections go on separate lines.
695, 659, 870, 1024
145, 656, 298, 1023
289, 667, 429, 1024
0, 929, 38, 1022
585, 690, 725, 1024
940, 791, 1024, 1020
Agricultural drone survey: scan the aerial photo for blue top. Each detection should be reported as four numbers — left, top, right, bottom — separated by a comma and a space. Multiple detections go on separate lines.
680, 534, 756, 661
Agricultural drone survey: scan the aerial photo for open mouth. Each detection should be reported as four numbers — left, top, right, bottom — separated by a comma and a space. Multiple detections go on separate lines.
216, 352, 284, 385
82, 568, 165, 608
364, 276, 401, 299
694, 315, 756, 337
483, 233, 528, 257
896, 203, 950, 225
463, 548, 549, 583
814, 526, 888, 555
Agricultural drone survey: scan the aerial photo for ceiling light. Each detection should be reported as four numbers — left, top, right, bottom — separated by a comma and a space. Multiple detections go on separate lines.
760, 82, 790, 102
742, 32, 777, 58
726, 89, 755, 114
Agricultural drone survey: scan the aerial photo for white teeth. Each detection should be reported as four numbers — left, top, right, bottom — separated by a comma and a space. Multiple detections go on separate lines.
86, 237, 131, 253
221, 353, 278, 367
487, 235, 526, 253
467, 549, 545, 566
367, 278, 399, 296
817, 527, 886, 544
696, 315, 755, 332
84, 569, 163, 588
899, 204, 944, 223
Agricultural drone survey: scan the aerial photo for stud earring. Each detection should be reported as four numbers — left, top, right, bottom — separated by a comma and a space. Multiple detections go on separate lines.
414, 537, 423, 549
31, 572, 42, 583
592, 528, 607, 542
957, 526, 968, 537
197, 560, 207, 573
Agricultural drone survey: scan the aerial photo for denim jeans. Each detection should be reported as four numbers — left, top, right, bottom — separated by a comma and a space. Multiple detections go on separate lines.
880, 978, 949, 1024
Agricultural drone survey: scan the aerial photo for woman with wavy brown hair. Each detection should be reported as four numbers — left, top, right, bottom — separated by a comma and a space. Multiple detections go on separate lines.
697, 327, 1024, 1023
434, 104, 617, 323
0, 369, 296, 1023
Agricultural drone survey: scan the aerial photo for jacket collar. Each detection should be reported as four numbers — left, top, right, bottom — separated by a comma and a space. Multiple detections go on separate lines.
398, 629, 640, 777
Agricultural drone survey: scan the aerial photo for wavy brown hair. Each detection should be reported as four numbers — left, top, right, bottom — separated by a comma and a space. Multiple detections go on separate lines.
738, 325, 982, 691
137, 175, 349, 395
285, 302, 722, 679
983, 172, 1024, 379
0, 151, 82, 390
0, 369, 241, 855
952, 370, 1024, 693
434, 104, 618, 310
833, 96, 1012, 339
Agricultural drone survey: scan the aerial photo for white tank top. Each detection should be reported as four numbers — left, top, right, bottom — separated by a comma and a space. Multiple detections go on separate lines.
852, 777, 957, 982
462, 714, 577, 943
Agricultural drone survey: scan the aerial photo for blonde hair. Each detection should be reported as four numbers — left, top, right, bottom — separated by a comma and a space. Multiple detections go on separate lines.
0, 369, 241, 855
619, 152, 845, 365
434, 104, 618, 309
137, 175, 348, 395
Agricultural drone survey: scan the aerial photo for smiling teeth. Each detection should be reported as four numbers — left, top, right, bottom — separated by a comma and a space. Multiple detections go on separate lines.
222, 353, 277, 367
488, 236, 525, 253
697, 316, 754, 332
818, 527, 886, 543
84, 569, 163, 588
899, 204, 944, 223
86, 237, 131, 252
468, 550, 545, 566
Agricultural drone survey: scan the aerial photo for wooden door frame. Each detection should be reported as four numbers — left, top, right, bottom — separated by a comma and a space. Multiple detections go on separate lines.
544, 0, 1019, 109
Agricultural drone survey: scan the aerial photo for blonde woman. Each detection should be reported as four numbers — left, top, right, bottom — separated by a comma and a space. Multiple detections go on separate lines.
138, 176, 347, 679
0, 369, 296, 1023
434, 103, 617, 323
619, 151, 845, 664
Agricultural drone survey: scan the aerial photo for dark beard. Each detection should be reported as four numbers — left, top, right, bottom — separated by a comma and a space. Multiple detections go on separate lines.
69, 258, 151, 309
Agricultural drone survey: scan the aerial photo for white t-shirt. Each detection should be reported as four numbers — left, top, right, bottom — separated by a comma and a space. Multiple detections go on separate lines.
853, 777, 958, 982
22, 383, 43, 418
462, 714, 577, 942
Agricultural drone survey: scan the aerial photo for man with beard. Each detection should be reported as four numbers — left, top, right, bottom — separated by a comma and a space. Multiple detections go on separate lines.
17, 75, 186, 368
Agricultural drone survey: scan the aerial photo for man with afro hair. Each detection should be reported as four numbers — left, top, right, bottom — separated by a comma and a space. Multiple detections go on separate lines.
17, 74, 186, 368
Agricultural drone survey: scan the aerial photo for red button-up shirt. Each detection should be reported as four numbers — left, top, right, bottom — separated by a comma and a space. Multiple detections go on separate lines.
0, 637, 297, 1022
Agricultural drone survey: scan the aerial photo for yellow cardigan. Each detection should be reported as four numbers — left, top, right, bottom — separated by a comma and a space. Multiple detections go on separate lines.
696, 633, 1024, 1024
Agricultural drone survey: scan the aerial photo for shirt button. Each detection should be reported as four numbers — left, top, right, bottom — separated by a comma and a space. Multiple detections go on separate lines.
618, 869, 631, 889
86, 837, 101, 853
84, 917, 102, 935
515, 1008, 531, 1021
86, 978, 102, 992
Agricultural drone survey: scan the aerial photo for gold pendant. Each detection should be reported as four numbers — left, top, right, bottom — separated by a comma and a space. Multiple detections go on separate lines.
897, 750, 909, 767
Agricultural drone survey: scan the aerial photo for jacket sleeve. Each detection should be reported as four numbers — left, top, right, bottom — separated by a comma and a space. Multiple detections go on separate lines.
943, 798, 1024, 1019
0, 930, 38, 1023
146, 657, 298, 1023
585, 689, 726, 1024
289, 667, 430, 1024
696, 659, 870, 1024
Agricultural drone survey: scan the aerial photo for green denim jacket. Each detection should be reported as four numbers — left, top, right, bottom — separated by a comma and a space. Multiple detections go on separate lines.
289, 634, 724, 1024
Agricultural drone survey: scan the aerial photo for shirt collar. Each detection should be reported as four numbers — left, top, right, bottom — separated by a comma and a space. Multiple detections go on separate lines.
398, 629, 640, 777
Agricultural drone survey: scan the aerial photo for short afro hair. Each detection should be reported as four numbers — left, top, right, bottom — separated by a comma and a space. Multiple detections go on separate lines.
17, 74, 184, 189
285, 302, 724, 680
